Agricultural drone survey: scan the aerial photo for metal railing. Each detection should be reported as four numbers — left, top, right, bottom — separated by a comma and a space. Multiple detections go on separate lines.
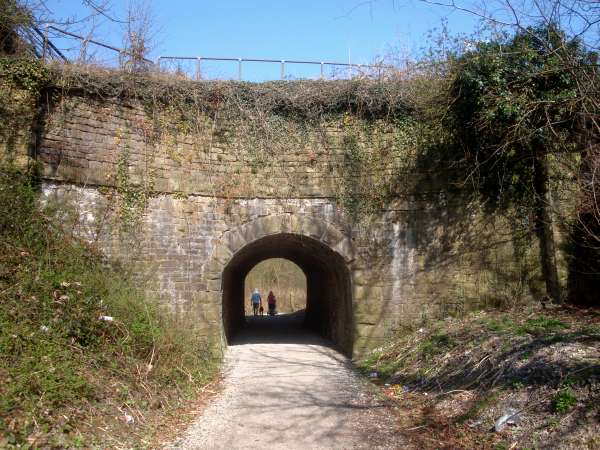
157, 55, 394, 81
15, 24, 67, 61
43, 25, 154, 68
38, 25, 396, 81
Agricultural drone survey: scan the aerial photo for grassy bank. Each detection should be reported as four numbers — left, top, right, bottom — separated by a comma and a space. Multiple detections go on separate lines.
358, 307, 600, 449
0, 170, 219, 448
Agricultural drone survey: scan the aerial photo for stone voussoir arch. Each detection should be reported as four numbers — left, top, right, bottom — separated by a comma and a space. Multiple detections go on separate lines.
202, 213, 355, 289
201, 213, 357, 353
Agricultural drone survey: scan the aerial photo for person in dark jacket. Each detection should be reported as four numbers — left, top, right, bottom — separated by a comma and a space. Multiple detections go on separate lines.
267, 291, 277, 316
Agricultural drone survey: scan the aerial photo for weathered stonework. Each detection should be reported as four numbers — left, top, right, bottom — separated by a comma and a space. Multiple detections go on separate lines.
1, 85, 540, 358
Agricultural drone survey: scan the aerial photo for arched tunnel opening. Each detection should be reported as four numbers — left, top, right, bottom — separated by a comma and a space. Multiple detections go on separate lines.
244, 258, 307, 315
221, 233, 353, 355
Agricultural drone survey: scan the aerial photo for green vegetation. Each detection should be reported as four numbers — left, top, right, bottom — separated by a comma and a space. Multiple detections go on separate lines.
0, 57, 48, 93
358, 309, 598, 390
552, 387, 578, 413
517, 316, 569, 336
357, 350, 383, 372
419, 332, 456, 360
0, 0, 34, 55
482, 315, 569, 336
0, 170, 218, 448
0, 57, 48, 167
443, 24, 599, 306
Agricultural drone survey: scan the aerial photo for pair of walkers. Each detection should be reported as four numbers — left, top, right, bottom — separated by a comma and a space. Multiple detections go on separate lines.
250, 289, 277, 316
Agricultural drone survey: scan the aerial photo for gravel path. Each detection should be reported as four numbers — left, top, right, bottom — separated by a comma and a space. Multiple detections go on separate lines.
165, 313, 404, 450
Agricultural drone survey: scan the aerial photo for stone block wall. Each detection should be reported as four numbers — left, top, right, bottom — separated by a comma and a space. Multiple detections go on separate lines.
1, 83, 540, 358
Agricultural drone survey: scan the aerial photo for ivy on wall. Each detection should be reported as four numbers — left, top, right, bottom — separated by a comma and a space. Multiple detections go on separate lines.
0, 57, 556, 313
0, 57, 48, 168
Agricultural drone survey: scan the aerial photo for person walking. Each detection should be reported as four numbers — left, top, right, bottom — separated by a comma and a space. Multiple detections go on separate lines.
267, 290, 277, 316
250, 288, 262, 316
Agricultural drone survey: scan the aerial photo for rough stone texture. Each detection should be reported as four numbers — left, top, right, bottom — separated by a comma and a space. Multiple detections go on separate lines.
2, 90, 538, 358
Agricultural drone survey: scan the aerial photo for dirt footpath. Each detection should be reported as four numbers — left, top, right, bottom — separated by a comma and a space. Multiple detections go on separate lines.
165, 314, 405, 450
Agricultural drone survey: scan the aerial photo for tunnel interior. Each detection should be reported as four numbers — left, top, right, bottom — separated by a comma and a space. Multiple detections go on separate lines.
221, 233, 353, 355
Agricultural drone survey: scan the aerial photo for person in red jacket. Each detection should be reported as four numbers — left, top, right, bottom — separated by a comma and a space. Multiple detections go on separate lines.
267, 291, 277, 316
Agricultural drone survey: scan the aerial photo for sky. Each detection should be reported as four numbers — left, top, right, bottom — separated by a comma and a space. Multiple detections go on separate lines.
42, 0, 482, 81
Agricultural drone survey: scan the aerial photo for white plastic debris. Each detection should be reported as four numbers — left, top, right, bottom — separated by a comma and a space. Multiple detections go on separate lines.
40, 325, 49, 332
124, 413, 134, 424
418, 328, 424, 333
494, 409, 522, 432
99, 316, 114, 322
467, 419, 483, 428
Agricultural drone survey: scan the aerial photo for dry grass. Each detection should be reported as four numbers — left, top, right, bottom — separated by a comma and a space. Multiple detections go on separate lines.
0, 170, 220, 448
359, 306, 600, 449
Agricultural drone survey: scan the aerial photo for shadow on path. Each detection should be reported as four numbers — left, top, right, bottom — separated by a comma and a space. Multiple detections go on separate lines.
231, 311, 333, 347
166, 311, 405, 449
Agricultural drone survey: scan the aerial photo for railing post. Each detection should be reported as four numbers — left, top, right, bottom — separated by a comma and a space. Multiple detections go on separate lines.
280, 60, 285, 79
238, 58, 242, 81
196, 57, 202, 80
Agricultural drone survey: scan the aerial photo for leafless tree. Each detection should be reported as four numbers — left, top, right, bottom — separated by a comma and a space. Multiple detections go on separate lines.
121, 0, 157, 72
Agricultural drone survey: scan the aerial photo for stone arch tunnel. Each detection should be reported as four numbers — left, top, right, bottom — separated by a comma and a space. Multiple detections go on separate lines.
24, 89, 465, 360
221, 233, 353, 355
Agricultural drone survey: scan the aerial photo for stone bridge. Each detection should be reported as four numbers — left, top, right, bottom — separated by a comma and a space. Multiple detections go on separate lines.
3, 79, 526, 358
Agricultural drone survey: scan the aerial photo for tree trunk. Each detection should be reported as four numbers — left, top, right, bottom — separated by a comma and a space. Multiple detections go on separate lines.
533, 148, 562, 303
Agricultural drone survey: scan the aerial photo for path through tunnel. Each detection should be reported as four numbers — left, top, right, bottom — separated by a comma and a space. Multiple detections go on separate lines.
221, 233, 353, 355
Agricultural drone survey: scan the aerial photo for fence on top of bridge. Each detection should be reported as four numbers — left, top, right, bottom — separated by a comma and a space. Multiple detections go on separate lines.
156, 55, 395, 81
32, 25, 399, 82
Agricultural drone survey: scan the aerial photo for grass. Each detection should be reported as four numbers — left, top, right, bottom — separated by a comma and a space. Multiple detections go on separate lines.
552, 387, 578, 413
0, 170, 219, 448
516, 316, 569, 335
482, 314, 569, 336
419, 332, 456, 360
